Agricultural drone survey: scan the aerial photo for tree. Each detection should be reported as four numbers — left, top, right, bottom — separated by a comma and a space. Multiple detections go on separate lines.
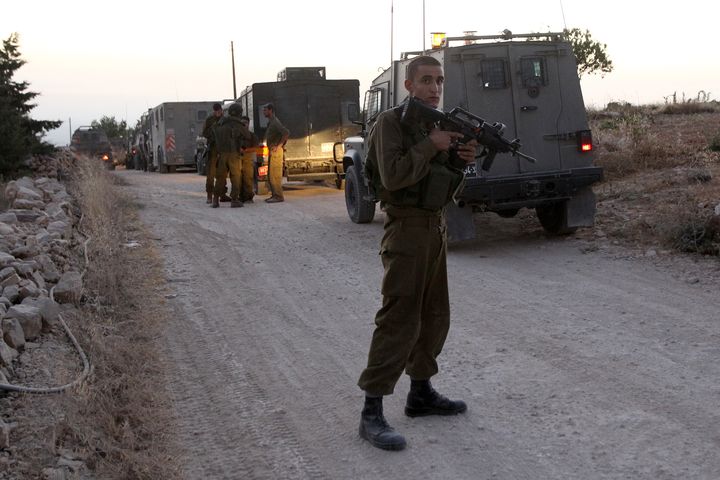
0, 33, 62, 177
563, 28, 613, 78
91, 115, 127, 142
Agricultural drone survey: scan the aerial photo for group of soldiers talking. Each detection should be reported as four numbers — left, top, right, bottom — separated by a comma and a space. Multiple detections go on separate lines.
201, 101, 289, 208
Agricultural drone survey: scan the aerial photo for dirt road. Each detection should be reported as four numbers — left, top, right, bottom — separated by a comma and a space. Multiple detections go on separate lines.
118, 170, 720, 480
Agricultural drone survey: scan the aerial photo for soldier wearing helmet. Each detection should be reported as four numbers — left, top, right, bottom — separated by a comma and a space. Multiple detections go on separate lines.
210, 103, 255, 208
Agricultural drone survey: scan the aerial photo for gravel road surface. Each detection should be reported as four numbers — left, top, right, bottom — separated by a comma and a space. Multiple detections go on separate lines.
118, 170, 720, 480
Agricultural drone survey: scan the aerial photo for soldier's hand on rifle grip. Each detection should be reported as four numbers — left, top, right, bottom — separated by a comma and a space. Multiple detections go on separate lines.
429, 129, 464, 152
455, 139, 478, 165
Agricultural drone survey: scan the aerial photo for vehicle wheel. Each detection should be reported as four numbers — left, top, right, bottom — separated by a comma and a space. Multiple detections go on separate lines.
196, 158, 205, 176
536, 202, 577, 235
345, 165, 375, 223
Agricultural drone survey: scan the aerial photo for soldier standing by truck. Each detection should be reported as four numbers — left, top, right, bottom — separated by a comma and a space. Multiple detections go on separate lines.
262, 103, 289, 203
239, 115, 259, 203
211, 103, 254, 208
356, 56, 476, 451
202, 103, 224, 204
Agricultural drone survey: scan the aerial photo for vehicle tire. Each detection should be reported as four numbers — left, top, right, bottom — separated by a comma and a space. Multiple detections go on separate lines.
536, 202, 577, 235
345, 165, 375, 223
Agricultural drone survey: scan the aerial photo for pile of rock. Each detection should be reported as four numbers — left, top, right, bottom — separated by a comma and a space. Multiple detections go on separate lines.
0, 176, 84, 386
26, 151, 77, 180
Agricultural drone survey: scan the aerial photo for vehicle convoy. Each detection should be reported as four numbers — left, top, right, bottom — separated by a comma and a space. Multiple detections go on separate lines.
148, 101, 220, 173
338, 31, 603, 239
70, 126, 115, 170
235, 66, 361, 191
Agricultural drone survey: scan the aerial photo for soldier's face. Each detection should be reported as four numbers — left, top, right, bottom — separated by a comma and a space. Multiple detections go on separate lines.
405, 65, 444, 108
262, 107, 271, 118
214, 110, 223, 117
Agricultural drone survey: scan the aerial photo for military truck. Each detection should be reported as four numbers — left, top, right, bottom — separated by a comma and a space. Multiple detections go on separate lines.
235, 67, 361, 190
148, 101, 220, 173
70, 126, 115, 170
339, 31, 603, 238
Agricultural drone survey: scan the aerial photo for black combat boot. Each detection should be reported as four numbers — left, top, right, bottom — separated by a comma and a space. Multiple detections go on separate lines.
359, 396, 406, 451
405, 379, 467, 417
206, 193, 212, 204
211, 195, 219, 208
230, 200, 243, 208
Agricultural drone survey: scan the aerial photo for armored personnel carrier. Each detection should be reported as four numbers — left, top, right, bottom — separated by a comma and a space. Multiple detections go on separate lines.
339, 31, 603, 238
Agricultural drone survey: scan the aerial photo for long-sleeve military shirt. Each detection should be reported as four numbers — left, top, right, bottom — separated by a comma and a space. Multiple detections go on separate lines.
213, 116, 254, 154
265, 116, 289, 147
368, 108, 441, 193
202, 114, 222, 147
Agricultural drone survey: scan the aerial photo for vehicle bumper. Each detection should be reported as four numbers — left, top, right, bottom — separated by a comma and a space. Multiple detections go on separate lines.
458, 166, 604, 210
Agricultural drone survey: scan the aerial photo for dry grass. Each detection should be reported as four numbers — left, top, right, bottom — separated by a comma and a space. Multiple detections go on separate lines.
53, 158, 180, 478
589, 105, 720, 255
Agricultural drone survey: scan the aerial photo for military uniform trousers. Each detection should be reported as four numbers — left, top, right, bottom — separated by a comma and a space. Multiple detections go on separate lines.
240, 151, 255, 202
206, 147, 228, 196
357, 212, 450, 396
268, 145, 284, 199
214, 152, 245, 200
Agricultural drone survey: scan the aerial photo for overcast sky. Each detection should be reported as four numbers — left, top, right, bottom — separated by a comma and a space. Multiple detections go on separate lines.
4, 0, 719, 145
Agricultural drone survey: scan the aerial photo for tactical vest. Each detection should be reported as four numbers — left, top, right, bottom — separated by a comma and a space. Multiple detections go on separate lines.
365, 106, 465, 211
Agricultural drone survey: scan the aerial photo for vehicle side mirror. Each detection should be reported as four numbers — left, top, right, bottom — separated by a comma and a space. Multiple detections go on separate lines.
348, 103, 360, 122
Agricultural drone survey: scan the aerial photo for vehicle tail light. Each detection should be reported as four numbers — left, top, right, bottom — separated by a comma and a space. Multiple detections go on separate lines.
577, 130, 593, 152
258, 165, 268, 177
102, 154, 109, 161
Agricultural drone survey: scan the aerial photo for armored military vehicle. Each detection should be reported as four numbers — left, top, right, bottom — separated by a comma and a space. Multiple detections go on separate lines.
236, 67, 361, 190
339, 31, 603, 238
148, 101, 220, 173
70, 126, 115, 170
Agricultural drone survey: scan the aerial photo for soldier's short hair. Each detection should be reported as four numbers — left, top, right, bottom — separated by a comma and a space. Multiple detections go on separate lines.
212, 103, 222, 111
263, 103, 274, 112
406, 56, 442, 81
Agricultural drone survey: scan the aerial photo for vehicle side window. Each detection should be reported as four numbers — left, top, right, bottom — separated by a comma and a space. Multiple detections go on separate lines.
197, 110, 207, 121
521, 57, 547, 87
480, 59, 507, 89
347, 103, 360, 123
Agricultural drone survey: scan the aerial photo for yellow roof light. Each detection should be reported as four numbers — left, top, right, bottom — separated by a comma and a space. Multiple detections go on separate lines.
430, 32, 446, 49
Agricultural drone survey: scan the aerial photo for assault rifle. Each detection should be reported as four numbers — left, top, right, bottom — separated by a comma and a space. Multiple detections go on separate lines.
400, 96, 536, 171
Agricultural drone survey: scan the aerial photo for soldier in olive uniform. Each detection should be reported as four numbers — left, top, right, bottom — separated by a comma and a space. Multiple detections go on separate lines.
202, 103, 225, 204
261, 103, 289, 203
357, 56, 478, 451
239, 115, 259, 202
211, 103, 254, 208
